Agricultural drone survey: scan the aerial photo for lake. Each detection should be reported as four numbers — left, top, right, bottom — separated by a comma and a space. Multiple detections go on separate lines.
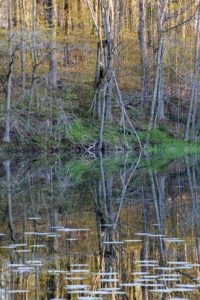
0, 152, 200, 299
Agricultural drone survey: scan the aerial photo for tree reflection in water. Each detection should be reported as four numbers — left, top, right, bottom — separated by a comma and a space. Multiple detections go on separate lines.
0, 154, 200, 299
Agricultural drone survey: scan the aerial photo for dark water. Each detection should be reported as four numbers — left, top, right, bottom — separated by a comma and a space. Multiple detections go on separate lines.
0, 153, 200, 300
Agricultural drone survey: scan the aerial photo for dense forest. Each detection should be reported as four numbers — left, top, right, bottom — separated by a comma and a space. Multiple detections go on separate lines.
1, 0, 200, 152
2, 2, 200, 298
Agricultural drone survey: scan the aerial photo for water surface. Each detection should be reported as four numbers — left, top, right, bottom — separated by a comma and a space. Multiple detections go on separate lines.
0, 153, 200, 300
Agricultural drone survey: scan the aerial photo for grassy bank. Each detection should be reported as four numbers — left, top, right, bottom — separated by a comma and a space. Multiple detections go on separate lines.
1, 84, 200, 155
1, 121, 200, 159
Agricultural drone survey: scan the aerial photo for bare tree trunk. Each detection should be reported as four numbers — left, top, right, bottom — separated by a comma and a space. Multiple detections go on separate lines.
184, 1, 200, 141
84, 0, 116, 148
148, 39, 163, 132
148, 0, 167, 134
45, 0, 57, 88
3, 0, 13, 143
156, 44, 165, 121
64, 0, 69, 34
85, 0, 141, 149
77, 0, 83, 29
97, 0, 114, 123
138, 0, 148, 104
105, 40, 113, 121
146, 0, 154, 49
98, 84, 106, 150
19, 0, 26, 96
27, 0, 37, 126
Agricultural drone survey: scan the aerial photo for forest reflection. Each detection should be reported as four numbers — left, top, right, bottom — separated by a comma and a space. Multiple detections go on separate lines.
0, 154, 200, 299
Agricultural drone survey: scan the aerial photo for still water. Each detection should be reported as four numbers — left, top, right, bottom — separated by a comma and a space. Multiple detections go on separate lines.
0, 153, 200, 300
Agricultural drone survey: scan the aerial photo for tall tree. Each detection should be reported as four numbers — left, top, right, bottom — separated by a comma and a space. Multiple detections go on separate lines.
3, 0, 13, 143
138, 0, 148, 104
184, 0, 200, 141
19, 0, 26, 96
45, 0, 57, 88
84, 0, 116, 149
148, 0, 167, 134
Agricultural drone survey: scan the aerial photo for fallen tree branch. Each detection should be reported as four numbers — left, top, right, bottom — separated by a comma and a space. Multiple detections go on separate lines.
112, 70, 143, 150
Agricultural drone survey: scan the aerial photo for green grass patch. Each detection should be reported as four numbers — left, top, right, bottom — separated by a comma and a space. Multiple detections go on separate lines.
64, 119, 135, 147
65, 119, 97, 144
138, 127, 200, 170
